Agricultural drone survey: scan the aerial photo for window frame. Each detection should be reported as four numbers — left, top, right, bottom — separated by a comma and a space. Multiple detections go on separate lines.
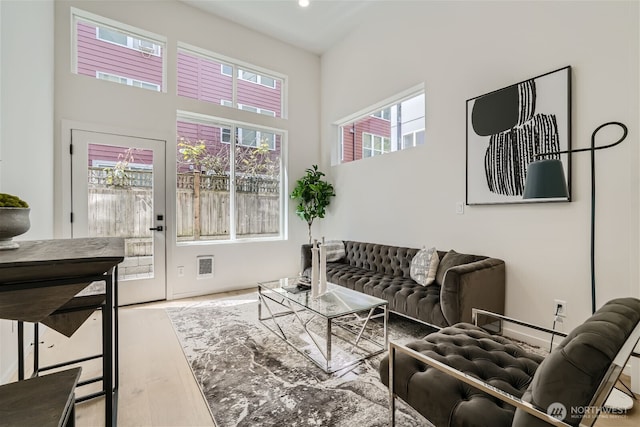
176, 110, 287, 244
71, 7, 168, 92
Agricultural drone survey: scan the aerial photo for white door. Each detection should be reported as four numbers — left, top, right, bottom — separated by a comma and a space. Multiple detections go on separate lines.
71, 130, 166, 305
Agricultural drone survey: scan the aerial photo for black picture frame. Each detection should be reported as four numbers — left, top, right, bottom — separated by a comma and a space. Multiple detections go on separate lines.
466, 66, 572, 205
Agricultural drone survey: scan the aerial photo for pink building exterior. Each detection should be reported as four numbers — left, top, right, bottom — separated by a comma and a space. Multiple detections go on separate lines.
76, 21, 163, 89
341, 116, 391, 162
76, 20, 282, 168
176, 51, 282, 118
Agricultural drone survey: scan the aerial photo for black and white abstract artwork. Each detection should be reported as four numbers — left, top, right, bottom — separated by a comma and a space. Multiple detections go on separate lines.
466, 66, 571, 204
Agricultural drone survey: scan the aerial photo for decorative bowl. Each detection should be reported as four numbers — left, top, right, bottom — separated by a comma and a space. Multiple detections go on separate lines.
0, 207, 30, 250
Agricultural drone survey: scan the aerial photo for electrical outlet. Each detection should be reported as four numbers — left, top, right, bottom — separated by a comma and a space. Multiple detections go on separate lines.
177, 266, 185, 277
554, 299, 567, 317
455, 202, 464, 215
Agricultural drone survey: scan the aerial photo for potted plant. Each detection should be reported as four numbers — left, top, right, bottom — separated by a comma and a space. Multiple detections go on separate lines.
0, 193, 31, 250
290, 165, 336, 243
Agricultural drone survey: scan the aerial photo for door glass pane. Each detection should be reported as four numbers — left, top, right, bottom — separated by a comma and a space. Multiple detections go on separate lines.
87, 143, 154, 280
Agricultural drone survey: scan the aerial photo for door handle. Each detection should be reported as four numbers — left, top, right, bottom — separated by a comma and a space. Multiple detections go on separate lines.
149, 226, 164, 231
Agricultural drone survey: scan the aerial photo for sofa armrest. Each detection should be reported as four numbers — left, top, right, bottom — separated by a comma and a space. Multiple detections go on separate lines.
300, 244, 312, 276
440, 258, 505, 325
387, 341, 572, 427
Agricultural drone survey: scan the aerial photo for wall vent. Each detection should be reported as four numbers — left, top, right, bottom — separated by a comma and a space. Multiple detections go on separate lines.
197, 255, 214, 279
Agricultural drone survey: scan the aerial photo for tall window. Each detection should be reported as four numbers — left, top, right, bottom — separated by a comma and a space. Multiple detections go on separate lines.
338, 90, 425, 163
177, 44, 285, 118
176, 113, 284, 242
72, 8, 166, 92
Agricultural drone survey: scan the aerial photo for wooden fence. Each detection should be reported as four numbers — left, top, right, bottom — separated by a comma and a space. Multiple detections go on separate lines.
88, 169, 280, 249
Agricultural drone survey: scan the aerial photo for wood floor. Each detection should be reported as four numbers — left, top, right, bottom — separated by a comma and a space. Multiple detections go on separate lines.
21, 289, 640, 426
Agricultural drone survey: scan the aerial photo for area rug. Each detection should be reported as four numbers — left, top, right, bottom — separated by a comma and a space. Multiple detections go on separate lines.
166, 292, 436, 427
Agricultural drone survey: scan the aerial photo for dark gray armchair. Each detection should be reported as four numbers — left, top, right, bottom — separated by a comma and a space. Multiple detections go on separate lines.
380, 298, 640, 426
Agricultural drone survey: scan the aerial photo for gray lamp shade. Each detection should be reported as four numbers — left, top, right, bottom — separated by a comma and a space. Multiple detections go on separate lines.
523, 159, 569, 199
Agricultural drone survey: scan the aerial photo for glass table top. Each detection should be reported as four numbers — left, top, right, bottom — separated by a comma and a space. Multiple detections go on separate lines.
258, 277, 388, 319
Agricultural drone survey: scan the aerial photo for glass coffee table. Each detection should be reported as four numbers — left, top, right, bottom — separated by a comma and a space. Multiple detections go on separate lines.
257, 277, 389, 373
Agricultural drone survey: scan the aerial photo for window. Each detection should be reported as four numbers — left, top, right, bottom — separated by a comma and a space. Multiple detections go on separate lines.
337, 89, 425, 163
72, 8, 166, 92
96, 26, 162, 56
402, 130, 425, 149
97, 72, 161, 91
371, 108, 391, 121
239, 104, 277, 117
176, 113, 284, 242
221, 64, 232, 76
177, 44, 285, 118
362, 133, 391, 158
238, 69, 276, 88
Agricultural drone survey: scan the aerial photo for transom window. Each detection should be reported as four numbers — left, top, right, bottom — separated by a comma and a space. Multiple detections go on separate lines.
72, 8, 166, 92
178, 44, 285, 118
337, 88, 425, 164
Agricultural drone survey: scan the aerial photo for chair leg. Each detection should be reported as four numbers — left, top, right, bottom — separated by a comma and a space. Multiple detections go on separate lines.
17, 321, 24, 381
33, 323, 39, 377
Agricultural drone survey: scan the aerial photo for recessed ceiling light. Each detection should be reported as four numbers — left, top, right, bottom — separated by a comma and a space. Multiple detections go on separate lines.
299, 0, 310, 7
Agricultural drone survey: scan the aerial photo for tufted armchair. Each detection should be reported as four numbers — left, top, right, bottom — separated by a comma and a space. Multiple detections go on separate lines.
380, 298, 640, 427
301, 241, 505, 327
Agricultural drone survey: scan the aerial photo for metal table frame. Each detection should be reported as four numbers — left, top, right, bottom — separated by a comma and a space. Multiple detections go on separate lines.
4, 267, 119, 426
258, 281, 388, 373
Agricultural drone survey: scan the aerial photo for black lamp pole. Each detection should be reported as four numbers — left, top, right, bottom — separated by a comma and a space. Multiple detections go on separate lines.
524, 122, 628, 314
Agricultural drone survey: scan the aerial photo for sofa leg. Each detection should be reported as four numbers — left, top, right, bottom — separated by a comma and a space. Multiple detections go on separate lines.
389, 343, 396, 427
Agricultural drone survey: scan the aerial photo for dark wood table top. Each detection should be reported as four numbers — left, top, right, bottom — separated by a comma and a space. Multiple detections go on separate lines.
0, 237, 124, 322
0, 237, 124, 283
0, 367, 81, 427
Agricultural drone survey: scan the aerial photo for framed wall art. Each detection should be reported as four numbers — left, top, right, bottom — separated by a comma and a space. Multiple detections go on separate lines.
466, 66, 571, 205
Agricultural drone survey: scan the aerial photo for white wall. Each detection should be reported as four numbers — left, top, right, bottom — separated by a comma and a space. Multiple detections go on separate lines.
0, 0, 55, 383
321, 0, 638, 350
54, 1, 320, 298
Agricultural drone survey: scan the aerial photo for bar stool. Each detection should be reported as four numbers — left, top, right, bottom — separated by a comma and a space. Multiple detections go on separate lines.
18, 279, 118, 403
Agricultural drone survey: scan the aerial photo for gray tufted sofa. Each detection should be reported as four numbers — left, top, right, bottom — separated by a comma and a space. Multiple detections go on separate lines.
380, 297, 640, 426
301, 241, 505, 328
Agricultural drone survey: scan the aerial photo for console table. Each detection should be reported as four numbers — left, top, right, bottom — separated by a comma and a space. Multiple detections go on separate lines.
0, 237, 124, 426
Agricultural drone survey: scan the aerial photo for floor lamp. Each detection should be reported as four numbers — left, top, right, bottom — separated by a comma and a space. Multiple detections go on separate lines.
523, 121, 629, 314
523, 121, 632, 409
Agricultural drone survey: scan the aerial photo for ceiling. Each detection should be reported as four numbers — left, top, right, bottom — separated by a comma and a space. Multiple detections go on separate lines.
179, 0, 374, 55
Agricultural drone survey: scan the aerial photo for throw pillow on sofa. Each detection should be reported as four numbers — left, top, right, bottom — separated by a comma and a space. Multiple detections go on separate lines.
323, 240, 346, 262
436, 250, 477, 285
410, 247, 439, 286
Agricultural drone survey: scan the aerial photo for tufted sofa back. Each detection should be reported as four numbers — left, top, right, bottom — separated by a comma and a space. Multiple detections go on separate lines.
342, 241, 430, 279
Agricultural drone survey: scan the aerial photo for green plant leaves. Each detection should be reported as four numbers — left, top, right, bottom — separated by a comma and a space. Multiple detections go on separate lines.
290, 165, 335, 240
